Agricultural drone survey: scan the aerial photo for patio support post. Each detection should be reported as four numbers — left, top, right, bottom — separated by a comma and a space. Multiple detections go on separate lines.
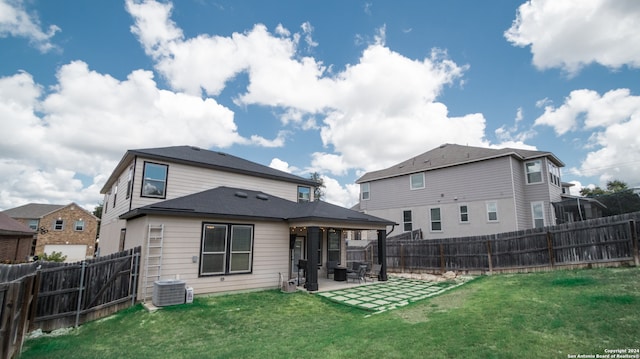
306, 226, 320, 291
377, 229, 388, 281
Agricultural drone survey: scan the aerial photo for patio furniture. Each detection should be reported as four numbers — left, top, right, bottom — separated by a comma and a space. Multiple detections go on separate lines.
367, 264, 381, 280
334, 266, 347, 281
346, 266, 367, 284
326, 260, 339, 278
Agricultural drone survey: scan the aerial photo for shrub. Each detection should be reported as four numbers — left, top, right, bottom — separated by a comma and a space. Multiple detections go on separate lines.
38, 251, 67, 262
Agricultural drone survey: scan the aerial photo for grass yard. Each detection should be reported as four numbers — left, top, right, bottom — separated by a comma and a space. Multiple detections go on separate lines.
21, 268, 640, 359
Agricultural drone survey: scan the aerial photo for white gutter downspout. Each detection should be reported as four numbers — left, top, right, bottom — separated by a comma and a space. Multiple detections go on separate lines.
509, 157, 519, 230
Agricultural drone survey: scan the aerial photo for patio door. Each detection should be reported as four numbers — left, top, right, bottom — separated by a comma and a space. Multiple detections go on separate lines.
291, 236, 305, 277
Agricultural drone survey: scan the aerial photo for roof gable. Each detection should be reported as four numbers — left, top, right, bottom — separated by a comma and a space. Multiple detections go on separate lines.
102, 146, 317, 193
0, 212, 35, 236
2, 203, 65, 219
357, 143, 564, 183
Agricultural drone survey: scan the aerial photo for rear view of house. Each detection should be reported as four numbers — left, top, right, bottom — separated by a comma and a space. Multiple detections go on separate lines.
99, 146, 393, 299
356, 143, 566, 239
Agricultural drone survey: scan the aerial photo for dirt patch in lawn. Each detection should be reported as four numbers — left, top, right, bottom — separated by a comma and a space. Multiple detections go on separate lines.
393, 283, 479, 324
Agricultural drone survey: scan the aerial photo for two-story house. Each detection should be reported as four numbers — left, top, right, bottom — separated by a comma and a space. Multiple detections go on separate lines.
2, 203, 99, 262
355, 144, 565, 239
99, 146, 393, 298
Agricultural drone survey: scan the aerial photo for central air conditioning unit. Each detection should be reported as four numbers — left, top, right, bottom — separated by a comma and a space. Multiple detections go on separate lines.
153, 280, 186, 307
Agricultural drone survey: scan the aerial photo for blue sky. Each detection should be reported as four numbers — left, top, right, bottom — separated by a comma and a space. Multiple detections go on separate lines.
1, 0, 639, 211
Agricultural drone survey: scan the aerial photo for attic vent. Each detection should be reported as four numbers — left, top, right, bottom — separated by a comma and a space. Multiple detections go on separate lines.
256, 194, 269, 201
235, 191, 248, 198
217, 152, 226, 156
190, 146, 201, 151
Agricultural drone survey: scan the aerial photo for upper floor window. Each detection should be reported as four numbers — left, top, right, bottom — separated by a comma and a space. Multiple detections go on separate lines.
525, 160, 543, 184
113, 183, 118, 208
410, 173, 425, 190
75, 220, 85, 231
430, 208, 442, 232
200, 223, 253, 275
548, 163, 561, 187
486, 201, 498, 222
459, 205, 469, 223
361, 183, 370, 200
298, 186, 311, 202
531, 202, 545, 228
403, 210, 413, 232
28, 219, 39, 230
126, 166, 133, 199
53, 219, 64, 231
142, 162, 168, 198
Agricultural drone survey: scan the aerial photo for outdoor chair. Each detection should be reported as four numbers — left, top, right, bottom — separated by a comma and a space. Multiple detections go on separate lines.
326, 260, 339, 278
346, 265, 367, 284
367, 264, 381, 280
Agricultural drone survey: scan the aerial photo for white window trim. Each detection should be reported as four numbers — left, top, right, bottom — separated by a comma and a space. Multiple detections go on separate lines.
403, 210, 413, 232
429, 207, 443, 232
525, 159, 543, 185
361, 183, 370, 201
531, 201, 545, 228
459, 204, 470, 224
410, 173, 425, 190
486, 201, 499, 222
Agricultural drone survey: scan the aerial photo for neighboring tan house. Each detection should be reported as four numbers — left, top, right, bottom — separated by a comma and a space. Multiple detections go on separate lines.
355, 143, 566, 239
99, 146, 393, 299
2, 203, 99, 262
0, 212, 35, 263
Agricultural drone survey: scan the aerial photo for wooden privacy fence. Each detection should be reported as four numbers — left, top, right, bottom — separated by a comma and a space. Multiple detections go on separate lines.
349, 212, 640, 274
0, 247, 141, 359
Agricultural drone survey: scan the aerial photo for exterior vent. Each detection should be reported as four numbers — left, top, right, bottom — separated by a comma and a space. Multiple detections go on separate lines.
235, 191, 248, 198
152, 280, 186, 307
256, 194, 269, 201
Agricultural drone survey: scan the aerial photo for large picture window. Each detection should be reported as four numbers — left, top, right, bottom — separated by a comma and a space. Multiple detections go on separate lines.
200, 223, 253, 275
525, 160, 543, 184
142, 162, 168, 198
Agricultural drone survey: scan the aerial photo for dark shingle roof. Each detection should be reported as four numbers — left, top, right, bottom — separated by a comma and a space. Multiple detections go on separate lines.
120, 186, 394, 228
102, 146, 317, 193
2, 203, 65, 219
357, 143, 564, 183
0, 212, 35, 236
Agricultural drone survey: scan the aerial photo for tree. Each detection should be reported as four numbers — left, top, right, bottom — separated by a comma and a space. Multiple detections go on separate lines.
309, 172, 325, 201
580, 180, 640, 216
93, 202, 103, 219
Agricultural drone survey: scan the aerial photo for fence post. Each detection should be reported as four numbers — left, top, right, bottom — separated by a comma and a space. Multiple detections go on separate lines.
486, 239, 493, 275
546, 231, 555, 268
131, 250, 140, 305
75, 261, 86, 328
400, 243, 404, 272
630, 220, 639, 266
439, 243, 445, 274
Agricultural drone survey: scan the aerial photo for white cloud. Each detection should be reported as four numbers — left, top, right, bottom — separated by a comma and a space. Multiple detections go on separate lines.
320, 175, 360, 208
534, 88, 640, 186
0, 61, 248, 210
249, 130, 289, 148
125, 1, 490, 178
505, 0, 640, 75
268, 158, 296, 173
0, 0, 60, 52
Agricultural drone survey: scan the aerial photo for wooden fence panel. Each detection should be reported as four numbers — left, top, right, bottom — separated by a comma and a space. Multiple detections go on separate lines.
349, 212, 640, 274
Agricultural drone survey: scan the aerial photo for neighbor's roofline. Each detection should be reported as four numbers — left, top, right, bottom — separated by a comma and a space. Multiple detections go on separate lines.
357, 149, 564, 184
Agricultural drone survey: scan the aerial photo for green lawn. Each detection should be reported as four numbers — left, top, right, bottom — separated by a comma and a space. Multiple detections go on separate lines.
21, 268, 640, 359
